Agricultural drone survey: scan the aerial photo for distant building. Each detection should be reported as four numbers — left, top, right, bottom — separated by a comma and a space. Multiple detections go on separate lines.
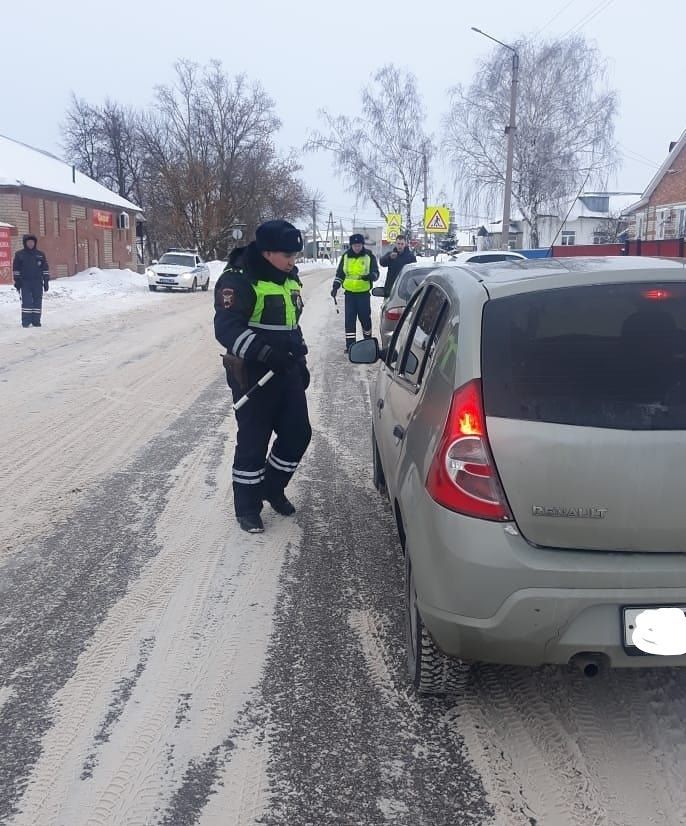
622, 130, 686, 240
0, 134, 142, 284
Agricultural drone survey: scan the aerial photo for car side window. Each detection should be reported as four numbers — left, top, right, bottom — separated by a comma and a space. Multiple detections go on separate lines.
387, 289, 422, 371
399, 287, 448, 383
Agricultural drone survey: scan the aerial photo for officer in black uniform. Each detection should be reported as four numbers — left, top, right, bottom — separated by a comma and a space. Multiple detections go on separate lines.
13, 234, 50, 327
214, 220, 311, 534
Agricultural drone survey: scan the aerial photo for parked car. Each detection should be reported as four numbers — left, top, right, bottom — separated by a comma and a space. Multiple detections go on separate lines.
374, 251, 526, 350
146, 250, 211, 292
351, 256, 686, 695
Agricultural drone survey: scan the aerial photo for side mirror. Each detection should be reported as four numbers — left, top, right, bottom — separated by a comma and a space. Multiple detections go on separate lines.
371, 286, 386, 298
151, 259, 158, 265
348, 337, 381, 364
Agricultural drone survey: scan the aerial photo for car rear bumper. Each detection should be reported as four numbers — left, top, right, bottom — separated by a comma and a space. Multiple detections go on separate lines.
404, 489, 686, 667
421, 591, 686, 667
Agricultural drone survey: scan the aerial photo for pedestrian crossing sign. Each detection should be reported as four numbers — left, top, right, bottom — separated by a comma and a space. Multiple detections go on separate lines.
386, 213, 402, 229
424, 206, 450, 233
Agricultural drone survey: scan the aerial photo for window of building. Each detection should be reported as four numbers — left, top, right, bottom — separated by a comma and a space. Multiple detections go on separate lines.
678, 208, 686, 238
560, 231, 576, 246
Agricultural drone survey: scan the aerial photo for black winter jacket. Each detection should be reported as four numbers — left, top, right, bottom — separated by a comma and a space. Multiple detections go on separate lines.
379, 245, 416, 295
13, 235, 50, 287
214, 243, 307, 382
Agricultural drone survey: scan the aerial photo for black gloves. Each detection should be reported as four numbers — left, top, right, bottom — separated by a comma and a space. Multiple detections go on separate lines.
15, 284, 21, 293
330, 286, 339, 298
297, 359, 310, 390
43, 280, 49, 292
361, 273, 372, 282
263, 347, 295, 375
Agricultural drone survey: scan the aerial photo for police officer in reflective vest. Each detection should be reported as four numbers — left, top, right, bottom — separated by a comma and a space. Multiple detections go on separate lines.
13, 234, 50, 327
214, 220, 311, 534
331, 233, 379, 353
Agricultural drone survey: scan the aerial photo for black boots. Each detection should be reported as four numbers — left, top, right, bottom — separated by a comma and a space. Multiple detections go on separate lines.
238, 513, 264, 533
238, 496, 295, 534
267, 495, 296, 516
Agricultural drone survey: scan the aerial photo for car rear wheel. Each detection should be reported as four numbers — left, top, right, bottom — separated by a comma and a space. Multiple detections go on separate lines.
189, 278, 197, 293
149, 285, 157, 292
405, 552, 469, 696
372, 429, 387, 497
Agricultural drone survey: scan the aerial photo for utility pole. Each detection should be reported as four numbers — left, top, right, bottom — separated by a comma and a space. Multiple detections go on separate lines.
325, 211, 336, 263
472, 27, 519, 250
502, 51, 519, 250
422, 144, 429, 252
312, 199, 317, 261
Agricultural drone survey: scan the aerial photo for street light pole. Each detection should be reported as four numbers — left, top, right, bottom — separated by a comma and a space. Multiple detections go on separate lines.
472, 27, 519, 250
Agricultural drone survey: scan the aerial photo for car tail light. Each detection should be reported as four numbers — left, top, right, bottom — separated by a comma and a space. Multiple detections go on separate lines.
384, 306, 404, 321
426, 380, 512, 521
642, 288, 672, 301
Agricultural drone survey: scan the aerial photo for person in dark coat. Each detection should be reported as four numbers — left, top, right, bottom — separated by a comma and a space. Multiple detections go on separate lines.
331, 233, 379, 353
214, 220, 311, 534
13, 234, 50, 327
379, 234, 416, 297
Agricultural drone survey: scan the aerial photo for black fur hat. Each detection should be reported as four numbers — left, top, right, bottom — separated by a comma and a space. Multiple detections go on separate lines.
349, 233, 365, 245
255, 220, 303, 253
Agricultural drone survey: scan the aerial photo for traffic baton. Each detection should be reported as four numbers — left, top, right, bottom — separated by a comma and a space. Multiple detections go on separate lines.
332, 294, 339, 314
233, 370, 275, 411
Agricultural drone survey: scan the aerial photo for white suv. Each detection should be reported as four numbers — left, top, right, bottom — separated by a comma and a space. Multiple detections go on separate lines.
147, 250, 210, 293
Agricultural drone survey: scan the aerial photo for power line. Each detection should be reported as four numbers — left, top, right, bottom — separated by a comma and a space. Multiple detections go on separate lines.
619, 144, 662, 169
533, 0, 577, 36
561, 0, 616, 37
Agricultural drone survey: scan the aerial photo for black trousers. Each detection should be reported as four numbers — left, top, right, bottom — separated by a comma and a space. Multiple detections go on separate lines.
228, 368, 311, 518
344, 291, 372, 348
21, 280, 43, 326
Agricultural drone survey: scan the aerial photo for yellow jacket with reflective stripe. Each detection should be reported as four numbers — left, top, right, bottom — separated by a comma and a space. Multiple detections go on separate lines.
341, 252, 371, 293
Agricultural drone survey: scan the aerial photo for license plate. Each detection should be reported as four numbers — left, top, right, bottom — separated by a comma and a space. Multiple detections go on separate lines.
159, 278, 175, 284
622, 605, 686, 654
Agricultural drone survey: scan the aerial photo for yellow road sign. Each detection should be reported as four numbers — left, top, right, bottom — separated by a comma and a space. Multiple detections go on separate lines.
387, 229, 398, 242
424, 206, 450, 233
386, 213, 402, 229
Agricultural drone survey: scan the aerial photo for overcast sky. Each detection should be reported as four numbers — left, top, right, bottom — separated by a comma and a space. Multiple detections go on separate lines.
3, 0, 684, 229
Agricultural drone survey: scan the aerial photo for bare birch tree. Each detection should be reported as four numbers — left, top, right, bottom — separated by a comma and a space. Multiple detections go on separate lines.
307, 64, 431, 232
443, 36, 618, 247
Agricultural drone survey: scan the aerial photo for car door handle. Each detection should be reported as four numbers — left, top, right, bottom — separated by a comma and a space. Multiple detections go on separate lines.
393, 425, 405, 440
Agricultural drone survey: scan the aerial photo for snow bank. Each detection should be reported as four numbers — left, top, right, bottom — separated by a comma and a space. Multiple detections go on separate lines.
0, 259, 335, 334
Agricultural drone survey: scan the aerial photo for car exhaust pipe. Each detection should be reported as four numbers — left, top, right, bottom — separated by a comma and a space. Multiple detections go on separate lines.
569, 653, 606, 678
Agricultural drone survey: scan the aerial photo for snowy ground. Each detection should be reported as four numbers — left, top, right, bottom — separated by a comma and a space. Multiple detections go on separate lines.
0, 259, 333, 334
3, 262, 686, 825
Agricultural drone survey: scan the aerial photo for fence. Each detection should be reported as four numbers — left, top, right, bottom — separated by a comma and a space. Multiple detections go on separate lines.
549, 238, 686, 258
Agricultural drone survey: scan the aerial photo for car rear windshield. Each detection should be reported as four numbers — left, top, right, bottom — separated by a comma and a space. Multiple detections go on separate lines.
160, 254, 195, 267
482, 282, 686, 430
397, 268, 435, 300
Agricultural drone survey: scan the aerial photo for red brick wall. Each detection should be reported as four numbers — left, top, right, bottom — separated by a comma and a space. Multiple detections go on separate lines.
650, 143, 686, 207
0, 187, 138, 283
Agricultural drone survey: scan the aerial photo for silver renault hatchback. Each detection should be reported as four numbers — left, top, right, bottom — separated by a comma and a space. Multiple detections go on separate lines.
351, 256, 686, 694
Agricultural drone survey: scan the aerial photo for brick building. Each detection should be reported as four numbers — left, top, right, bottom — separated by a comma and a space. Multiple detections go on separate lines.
623, 130, 686, 241
0, 134, 141, 284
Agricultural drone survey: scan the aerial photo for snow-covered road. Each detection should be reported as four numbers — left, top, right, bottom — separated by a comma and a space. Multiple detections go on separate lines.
3, 266, 686, 825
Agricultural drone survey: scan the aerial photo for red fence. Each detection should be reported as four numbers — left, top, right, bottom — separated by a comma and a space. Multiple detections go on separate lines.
551, 238, 686, 258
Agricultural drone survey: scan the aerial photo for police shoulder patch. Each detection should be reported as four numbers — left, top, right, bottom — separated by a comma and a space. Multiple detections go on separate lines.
222, 288, 235, 309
